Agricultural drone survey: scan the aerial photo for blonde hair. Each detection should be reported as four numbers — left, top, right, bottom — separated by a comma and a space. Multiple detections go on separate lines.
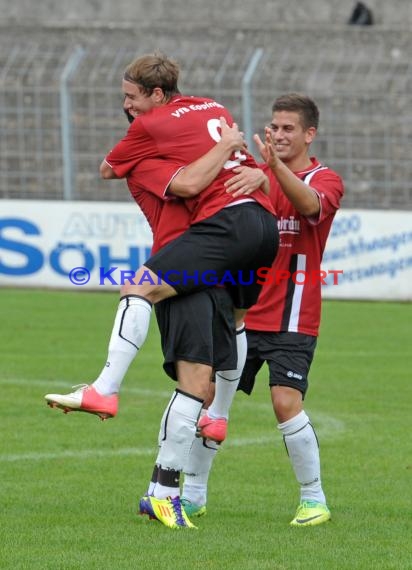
124, 52, 180, 99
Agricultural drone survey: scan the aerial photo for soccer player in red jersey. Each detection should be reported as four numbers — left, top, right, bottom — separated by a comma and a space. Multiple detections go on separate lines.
45, 52, 276, 404
45, 53, 276, 528
180, 94, 344, 526
99, 52, 276, 332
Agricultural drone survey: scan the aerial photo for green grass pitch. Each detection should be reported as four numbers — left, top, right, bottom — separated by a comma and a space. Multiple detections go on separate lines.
1, 288, 411, 569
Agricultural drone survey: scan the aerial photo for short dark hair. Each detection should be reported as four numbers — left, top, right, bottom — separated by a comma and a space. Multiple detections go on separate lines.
124, 52, 180, 99
272, 93, 319, 130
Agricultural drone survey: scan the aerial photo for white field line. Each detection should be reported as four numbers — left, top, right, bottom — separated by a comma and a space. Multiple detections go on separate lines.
0, 436, 275, 463
4, 377, 347, 423
2, 377, 172, 398
1, 378, 346, 463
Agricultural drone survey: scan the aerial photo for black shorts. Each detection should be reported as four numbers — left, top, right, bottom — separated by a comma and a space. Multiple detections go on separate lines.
238, 331, 317, 397
145, 203, 278, 309
155, 287, 237, 381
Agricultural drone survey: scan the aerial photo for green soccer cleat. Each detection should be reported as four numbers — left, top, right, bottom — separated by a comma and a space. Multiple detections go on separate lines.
181, 497, 207, 518
290, 500, 331, 527
148, 496, 198, 529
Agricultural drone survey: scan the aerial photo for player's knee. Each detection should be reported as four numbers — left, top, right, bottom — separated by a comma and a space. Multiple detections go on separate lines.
271, 386, 302, 422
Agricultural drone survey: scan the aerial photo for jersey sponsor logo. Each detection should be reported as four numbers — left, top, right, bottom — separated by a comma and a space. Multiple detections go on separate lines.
278, 216, 301, 235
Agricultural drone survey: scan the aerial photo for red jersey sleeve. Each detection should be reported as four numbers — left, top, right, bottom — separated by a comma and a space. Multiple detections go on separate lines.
308, 170, 344, 225
133, 158, 185, 200
124, 158, 191, 254
104, 119, 160, 178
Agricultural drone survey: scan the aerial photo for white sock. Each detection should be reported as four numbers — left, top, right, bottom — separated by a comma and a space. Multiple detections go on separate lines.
278, 410, 326, 504
92, 296, 152, 396
147, 464, 159, 496
208, 327, 247, 420
156, 389, 204, 473
157, 391, 177, 447
182, 426, 219, 506
146, 393, 175, 495
147, 392, 180, 496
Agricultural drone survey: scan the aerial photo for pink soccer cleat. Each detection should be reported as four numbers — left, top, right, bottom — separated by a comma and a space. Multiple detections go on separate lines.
45, 384, 118, 421
196, 414, 228, 443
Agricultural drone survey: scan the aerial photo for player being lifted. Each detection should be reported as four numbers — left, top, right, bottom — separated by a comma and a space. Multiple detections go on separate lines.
45, 52, 278, 529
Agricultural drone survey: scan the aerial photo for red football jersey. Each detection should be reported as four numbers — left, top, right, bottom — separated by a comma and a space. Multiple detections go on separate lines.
125, 159, 191, 254
245, 158, 344, 336
105, 95, 275, 224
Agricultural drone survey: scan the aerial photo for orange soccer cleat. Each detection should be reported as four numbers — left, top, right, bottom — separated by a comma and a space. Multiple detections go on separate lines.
196, 414, 228, 443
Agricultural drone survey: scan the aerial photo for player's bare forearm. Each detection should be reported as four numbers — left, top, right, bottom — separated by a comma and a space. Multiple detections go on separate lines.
269, 157, 319, 216
224, 166, 269, 197
265, 133, 320, 216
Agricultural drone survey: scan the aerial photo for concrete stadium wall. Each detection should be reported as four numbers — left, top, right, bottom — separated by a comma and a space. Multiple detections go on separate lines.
0, 0, 411, 28
2, 2, 411, 209
2, 24, 411, 209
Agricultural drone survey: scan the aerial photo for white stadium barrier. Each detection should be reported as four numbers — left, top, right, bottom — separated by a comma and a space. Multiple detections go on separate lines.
1, 200, 411, 300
